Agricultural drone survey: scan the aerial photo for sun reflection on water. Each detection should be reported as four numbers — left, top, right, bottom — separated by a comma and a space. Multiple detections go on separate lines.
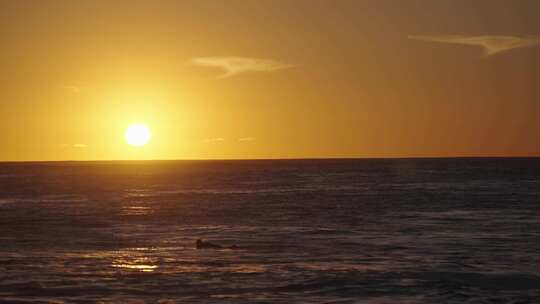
121, 205, 154, 216
112, 256, 158, 272
121, 188, 156, 216
110, 250, 159, 272
112, 262, 158, 272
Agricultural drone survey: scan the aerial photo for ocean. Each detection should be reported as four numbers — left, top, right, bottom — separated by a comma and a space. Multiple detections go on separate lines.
0, 158, 539, 303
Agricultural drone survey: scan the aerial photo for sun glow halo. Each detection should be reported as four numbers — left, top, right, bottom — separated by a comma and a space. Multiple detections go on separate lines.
125, 124, 151, 147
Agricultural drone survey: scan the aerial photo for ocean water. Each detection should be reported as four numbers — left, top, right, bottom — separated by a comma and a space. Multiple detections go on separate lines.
0, 158, 539, 303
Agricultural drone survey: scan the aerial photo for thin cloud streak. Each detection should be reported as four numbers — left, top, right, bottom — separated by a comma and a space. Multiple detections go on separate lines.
238, 137, 255, 142
62, 85, 88, 93
203, 137, 225, 143
63, 85, 81, 93
190, 56, 293, 78
409, 35, 540, 56
61, 143, 88, 148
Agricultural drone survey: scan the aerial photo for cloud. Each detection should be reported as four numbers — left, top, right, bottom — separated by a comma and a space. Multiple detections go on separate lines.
238, 137, 255, 142
61, 143, 88, 148
63, 85, 84, 93
190, 56, 293, 78
203, 137, 225, 143
409, 35, 540, 56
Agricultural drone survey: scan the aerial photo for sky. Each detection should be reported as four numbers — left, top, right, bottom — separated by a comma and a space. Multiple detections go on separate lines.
1, 0, 539, 161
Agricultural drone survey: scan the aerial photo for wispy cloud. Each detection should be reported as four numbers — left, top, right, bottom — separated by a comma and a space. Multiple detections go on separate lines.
63, 85, 86, 93
190, 56, 294, 78
238, 137, 255, 142
409, 35, 540, 56
203, 137, 225, 143
61, 143, 88, 148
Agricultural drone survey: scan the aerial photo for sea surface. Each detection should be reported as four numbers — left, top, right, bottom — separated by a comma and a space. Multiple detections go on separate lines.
0, 158, 539, 303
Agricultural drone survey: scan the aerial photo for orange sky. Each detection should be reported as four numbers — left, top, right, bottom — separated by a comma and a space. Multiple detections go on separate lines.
1, 0, 540, 161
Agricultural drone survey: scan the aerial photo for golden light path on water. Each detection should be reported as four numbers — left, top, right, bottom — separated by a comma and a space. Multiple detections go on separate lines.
110, 250, 159, 273
111, 262, 158, 272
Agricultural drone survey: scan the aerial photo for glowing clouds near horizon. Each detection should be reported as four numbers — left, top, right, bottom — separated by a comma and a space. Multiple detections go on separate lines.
409, 35, 540, 56
125, 124, 151, 147
190, 56, 293, 78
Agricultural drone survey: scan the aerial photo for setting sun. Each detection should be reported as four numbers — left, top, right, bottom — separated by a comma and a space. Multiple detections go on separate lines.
125, 124, 151, 147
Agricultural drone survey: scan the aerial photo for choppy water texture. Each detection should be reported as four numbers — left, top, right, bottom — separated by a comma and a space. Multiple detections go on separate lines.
1, 158, 539, 303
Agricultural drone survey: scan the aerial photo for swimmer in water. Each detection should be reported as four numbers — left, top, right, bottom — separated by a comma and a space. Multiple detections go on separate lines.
196, 239, 222, 249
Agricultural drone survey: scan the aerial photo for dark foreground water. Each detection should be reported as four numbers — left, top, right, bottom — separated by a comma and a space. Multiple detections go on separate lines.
0, 158, 539, 303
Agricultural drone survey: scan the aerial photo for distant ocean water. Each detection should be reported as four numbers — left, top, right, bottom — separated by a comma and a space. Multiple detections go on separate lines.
0, 158, 539, 303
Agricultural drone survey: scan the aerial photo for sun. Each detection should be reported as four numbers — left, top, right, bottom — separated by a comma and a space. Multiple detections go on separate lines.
125, 124, 151, 147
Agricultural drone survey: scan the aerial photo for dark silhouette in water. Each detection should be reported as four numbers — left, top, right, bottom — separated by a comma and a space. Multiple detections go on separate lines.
196, 239, 222, 249
196, 239, 240, 250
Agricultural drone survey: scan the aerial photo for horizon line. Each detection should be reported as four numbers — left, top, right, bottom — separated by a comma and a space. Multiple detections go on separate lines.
1, 155, 540, 164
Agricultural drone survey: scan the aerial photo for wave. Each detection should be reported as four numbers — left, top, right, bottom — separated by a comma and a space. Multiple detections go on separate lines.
0, 195, 88, 206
